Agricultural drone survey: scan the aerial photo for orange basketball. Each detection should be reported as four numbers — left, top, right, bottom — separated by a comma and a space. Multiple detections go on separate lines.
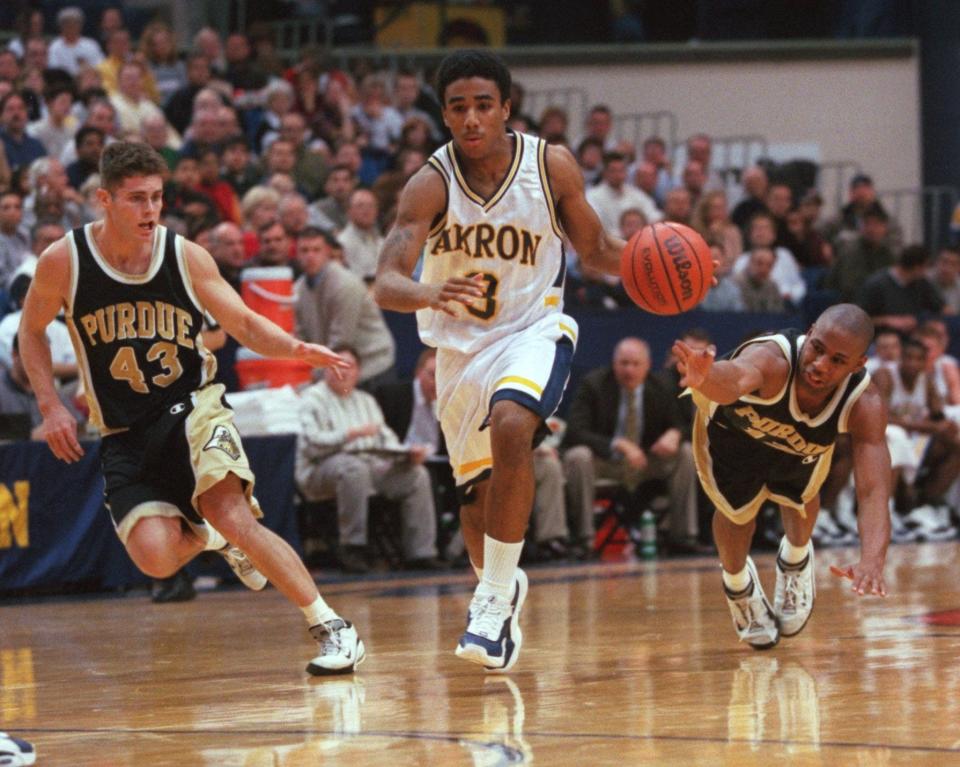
620, 222, 713, 315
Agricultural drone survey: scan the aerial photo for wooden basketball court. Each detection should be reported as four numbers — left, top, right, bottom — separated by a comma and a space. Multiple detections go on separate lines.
3, 541, 959, 765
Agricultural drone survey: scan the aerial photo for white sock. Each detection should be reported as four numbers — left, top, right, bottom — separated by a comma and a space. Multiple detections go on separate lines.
479, 535, 523, 600
779, 538, 810, 565
471, 560, 483, 581
722, 565, 751, 593
203, 525, 228, 552
301, 594, 339, 628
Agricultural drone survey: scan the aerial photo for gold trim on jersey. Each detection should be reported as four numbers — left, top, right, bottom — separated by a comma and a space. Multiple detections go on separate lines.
537, 139, 564, 239
84, 222, 167, 284
459, 456, 493, 477
544, 295, 560, 307
446, 131, 523, 213
174, 235, 217, 387
559, 322, 578, 343
495, 375, 543, 397
426, 157, 449, 238
66, 230, 80, 317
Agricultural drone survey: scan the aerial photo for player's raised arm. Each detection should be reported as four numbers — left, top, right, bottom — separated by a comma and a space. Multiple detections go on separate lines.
19, 239, 84, 462
183, 240, 346, 370
373, 165, 484, 315
837, 383, 891, 596
674, 339, 789, 405
547, 143, 625, 277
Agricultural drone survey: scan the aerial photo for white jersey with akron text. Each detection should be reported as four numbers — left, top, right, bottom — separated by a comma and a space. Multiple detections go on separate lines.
416, 131, 567, 354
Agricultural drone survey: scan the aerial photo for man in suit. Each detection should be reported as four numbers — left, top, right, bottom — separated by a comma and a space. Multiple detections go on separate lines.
376, 348, 572, 561
562, 336, 700, 553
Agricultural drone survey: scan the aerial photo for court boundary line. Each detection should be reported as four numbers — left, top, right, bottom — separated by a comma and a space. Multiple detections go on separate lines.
14, 726, 960, 755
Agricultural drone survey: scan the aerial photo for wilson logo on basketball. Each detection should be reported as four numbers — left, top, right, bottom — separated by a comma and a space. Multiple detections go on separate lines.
641, 247, 667, 305
663, 235, 695, 302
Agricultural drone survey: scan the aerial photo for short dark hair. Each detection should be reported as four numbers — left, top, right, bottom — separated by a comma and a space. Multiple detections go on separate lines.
332, 344, 359, 362
0, 90, 26, 113
602, 151, 626, 168
297, 225, 339, 249
435, 49, 510, 105
903, 337, 927, 356
590, 104, 612, 117
899, 244, 930, 270
75, 125, 105, 149
99, 141, 167, 191
682, 327, 712, 344
861, 202, 889, 222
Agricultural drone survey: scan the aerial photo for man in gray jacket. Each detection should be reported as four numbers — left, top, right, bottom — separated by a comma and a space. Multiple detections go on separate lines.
293, 226, 396, 389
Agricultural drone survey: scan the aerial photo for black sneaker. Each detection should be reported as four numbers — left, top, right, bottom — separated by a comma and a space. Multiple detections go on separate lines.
151, 570, 196, 603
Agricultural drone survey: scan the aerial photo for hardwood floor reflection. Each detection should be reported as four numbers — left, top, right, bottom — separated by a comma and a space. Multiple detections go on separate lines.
2, 542, 960, 765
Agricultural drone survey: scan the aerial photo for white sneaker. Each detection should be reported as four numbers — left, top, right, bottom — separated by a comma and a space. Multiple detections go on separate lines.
724, 557, 780, 649
889, 505, 918, 544
0, 732, 36, 766
774, 545, 816, 637
307, 619, 366, 675
906, 505, 957, 542
218, 545, 267, 590
456, 568, 528, 672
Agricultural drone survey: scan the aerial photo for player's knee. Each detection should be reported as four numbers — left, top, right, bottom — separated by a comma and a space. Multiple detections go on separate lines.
129, 545, 180, 578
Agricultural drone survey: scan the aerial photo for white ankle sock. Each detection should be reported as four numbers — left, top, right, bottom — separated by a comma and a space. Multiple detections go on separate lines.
302, 595, 339, 628
479, 535, 523, 599
722, 565, 751, 593
779, 538, 810, 565
471, 561, 483, 581
203, 525, 228, 551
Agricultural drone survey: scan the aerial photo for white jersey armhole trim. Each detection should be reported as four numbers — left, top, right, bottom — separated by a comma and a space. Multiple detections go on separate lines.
65, 229, 80, 317
175, 234, 206, 316
83, 222, 167, 284
736, 333, 792, 405
837, 372, 872, 433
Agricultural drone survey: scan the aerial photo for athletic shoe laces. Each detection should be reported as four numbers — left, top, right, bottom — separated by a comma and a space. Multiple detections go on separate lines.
317, 619, 349, 656
469, 593, 509, 639
731, 591, 769, 636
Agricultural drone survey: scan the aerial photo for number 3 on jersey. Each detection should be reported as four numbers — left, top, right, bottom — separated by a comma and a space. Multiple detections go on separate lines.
110, 343, 183, 393
465, 271, 499, 321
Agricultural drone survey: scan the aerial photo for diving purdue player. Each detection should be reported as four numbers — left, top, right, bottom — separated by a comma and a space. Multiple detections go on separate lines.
19, 141, 366, 675
673, 303, 891, 649
374, 50, 627, 671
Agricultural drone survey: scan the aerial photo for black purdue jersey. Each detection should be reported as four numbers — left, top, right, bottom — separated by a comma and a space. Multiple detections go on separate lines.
65, 224, 217, 433
692, 328, 870, 512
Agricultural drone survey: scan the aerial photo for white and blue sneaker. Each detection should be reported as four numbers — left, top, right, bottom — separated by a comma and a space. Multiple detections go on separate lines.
456, 569, 528, 672
0, 732, 35, 766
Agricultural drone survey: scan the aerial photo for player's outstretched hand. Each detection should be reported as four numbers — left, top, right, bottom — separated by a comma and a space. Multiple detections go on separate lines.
41, 402, 84, 463
830, 561, 887, 597
293, 341, 349, 370
673, 340, 716, 389
430, 276, 486, 316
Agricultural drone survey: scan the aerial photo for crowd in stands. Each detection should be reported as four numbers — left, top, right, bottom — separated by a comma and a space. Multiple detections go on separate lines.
1, 6, 959, 584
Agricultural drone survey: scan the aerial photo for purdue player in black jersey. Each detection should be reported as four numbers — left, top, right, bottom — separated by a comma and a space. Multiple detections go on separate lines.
19, 141, 366, 675
674, 303, 890, 649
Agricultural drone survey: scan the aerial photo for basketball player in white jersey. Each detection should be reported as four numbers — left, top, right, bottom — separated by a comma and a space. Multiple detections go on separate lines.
19, 141, 366, 675
375, 50, 626, 671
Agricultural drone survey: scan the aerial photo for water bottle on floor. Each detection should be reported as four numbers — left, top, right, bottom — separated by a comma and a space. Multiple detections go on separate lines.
639, 509, 657, 560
